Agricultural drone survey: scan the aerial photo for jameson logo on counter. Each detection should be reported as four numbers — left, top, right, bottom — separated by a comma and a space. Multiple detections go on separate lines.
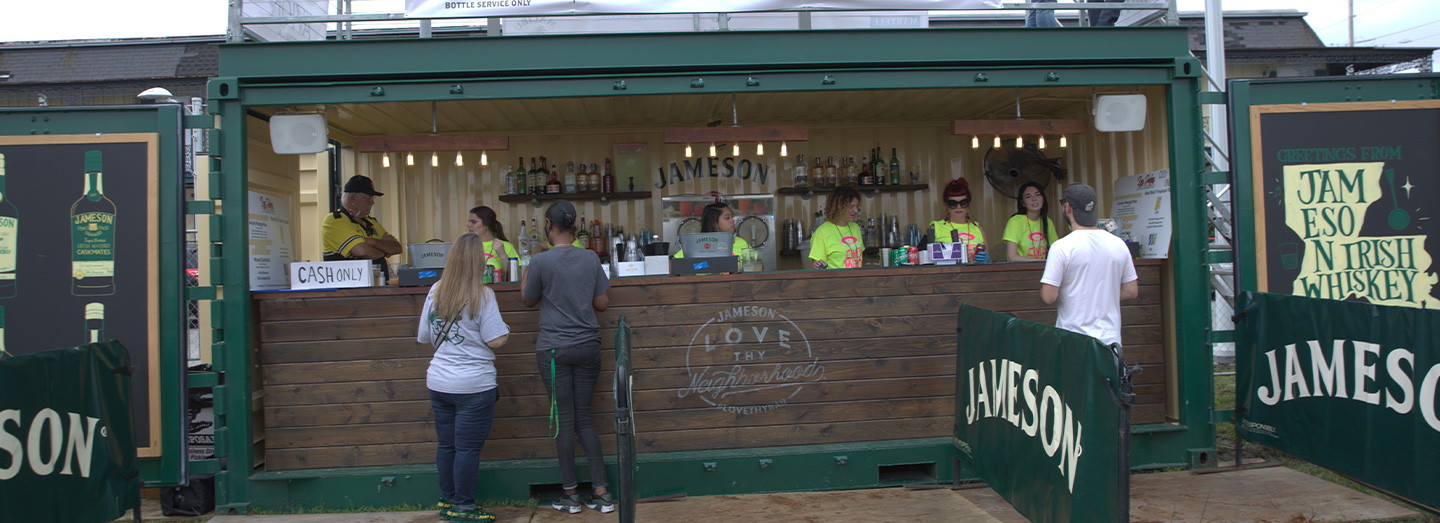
71, 150, 116, 297
678, 305, 824, 415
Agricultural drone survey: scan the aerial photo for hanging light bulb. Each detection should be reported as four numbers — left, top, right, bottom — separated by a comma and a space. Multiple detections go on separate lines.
431, 152, 438, 167
780, 141, 788, 157
1060, 135, 1068, 148
757, 142, 764, 156
993, 135, 1001, 148
1015, 136, 1023, 148
455, 151, 464, 167
685, 144, 693, 158
733, 143, 740, 157
710, 143, 717, 157
382, 153, 391, 168
1038, 136, 1047, 149
972, 136, 979, 149
406, 152, 414, 166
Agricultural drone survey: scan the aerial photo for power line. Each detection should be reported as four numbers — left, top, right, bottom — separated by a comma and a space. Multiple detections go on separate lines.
1356, 18, 1440, 44
1314, 0, 1412, 33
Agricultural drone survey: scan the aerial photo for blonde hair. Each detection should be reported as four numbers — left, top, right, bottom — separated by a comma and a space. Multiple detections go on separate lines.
431, 233, 493, 322
824, 187, 861, 223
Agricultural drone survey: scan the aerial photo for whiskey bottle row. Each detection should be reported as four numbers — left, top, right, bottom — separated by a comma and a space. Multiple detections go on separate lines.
505, 156, 618, 196
790, 147, 919, 189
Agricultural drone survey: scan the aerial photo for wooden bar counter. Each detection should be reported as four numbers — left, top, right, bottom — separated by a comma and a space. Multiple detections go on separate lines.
252, 260, 1167, 472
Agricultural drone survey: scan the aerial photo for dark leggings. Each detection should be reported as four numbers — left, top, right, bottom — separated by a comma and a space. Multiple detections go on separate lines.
536, 346, 608, 490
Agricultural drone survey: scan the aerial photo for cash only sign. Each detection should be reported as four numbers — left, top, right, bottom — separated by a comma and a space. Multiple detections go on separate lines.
406, 0, 1001, 17
954, 304, 1129, 523
1235, 291, 1440, 510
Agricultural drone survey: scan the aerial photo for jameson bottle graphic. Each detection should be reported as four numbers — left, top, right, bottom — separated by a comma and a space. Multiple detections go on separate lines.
0, 153, 17, 299
72, 150, 116, 296
85, 302, 105, 343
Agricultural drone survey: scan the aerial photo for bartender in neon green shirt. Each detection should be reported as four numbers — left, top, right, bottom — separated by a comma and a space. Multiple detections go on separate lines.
924, 178, 987, 261
467, 206, 518, 275
673, 202, 751, 258
809, 186, 864, 269
1001, 182, 1059, 262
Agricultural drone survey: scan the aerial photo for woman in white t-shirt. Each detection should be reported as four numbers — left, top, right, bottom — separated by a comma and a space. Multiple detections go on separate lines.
417, 232, 511, 522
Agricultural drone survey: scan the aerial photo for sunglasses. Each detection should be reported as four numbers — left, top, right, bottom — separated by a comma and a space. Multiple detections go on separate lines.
946, 199, 971, 209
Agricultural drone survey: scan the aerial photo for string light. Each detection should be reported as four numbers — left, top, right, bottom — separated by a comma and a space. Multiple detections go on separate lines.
431, 152, 438, 167
972, 136, 979, 149
1039, 136, 1047, 149
455, 152, 464, 167
382, 153, 390, 168
709, 143, 717, 157
1015, 136, 1023, 148
1060, 135, 1068, 148
756, 143, 764, 156
993, 135, 1001, 148
406, 152, 414, 166
780, 141, 788, 157
480, 151, 488, 166
733, 143, 740, 157
685, 144, 693, 158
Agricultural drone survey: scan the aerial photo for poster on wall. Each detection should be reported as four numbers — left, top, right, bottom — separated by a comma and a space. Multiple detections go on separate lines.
1249, 101, 1440, 309
1110, 168, 1171, 259
0, 135, 162, 455
249, 190, 295, 290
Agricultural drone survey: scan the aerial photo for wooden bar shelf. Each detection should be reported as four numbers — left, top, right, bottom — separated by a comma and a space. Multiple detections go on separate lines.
776, 184, 928, 195
498, 191, 651, 203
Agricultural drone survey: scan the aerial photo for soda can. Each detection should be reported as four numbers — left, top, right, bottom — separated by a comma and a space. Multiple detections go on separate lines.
880, 248, 892, 267
483, 266, 494, 284
907, 246, 919, 266
892, 247, 908, 267
508, 258, 520, 282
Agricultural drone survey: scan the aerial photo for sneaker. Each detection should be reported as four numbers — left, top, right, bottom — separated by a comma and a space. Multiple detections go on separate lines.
585, 491, 615, 513
441, 506, 496, 522
437, 498, 454, 520
551, 492, 583, 514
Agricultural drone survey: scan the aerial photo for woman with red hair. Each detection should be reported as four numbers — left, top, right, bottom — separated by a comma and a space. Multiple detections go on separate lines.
925, 178, 988, 262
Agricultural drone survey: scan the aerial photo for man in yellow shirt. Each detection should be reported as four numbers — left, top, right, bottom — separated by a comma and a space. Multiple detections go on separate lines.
323, 175, 403, 278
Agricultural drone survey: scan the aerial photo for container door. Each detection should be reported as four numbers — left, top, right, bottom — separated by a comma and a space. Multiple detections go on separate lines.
0, 105, 192, 486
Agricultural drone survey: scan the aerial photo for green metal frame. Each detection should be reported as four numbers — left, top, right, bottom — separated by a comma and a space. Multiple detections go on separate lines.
208, 26, 1215, 511
0, 105, 190, 487
1226, 75, 1440, 295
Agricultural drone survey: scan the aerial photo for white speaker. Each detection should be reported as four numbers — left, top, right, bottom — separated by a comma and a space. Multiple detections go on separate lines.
1093, 94, 1147, 132
269, 114, 329, 154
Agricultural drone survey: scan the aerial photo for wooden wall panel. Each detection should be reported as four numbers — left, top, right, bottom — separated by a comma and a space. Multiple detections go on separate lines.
253, 261, 1168, 471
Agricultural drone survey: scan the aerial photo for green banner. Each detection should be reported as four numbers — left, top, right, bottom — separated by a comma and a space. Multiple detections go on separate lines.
0, 341, 140, 522
1235, 291, 1440, 510
953, 304, 1124, 523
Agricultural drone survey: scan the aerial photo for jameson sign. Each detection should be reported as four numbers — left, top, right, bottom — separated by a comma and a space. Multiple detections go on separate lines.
406, 0, 998, 17
1235, 291, 1440, 509
953, 304, 1125, 523
0, 341, 140, 522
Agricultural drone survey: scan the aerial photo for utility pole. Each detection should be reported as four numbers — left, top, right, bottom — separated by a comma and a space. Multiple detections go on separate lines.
1348, 0, 1355, 47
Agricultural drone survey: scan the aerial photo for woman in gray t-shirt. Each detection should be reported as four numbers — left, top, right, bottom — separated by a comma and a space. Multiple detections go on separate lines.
521, 200, 614, 514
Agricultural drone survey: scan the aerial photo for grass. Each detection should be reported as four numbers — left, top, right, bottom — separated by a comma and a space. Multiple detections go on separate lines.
1210, 366, 1440, 523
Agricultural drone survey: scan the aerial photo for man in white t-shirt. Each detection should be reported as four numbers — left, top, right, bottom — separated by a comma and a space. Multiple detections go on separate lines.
1040, 183, 1139, 347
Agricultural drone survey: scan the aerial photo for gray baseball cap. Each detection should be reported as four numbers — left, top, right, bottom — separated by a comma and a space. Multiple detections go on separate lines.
1063, 183, 1099, 227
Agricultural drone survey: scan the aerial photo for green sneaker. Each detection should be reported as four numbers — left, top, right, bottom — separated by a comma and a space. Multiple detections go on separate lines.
437, 498, 455, 520
441, 506, 496, 522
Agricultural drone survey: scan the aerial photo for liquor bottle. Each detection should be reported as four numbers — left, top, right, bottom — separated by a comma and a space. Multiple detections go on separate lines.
564, 161, 578, 194
792, 154, 808, 188
576, 163, 589, 193
846, 157, 859, 186
85, 302, 104, 343
515, 157, 526, 195
0, 153, 16, 298
503, 165, 515, 196
537, 157, 550, 194
577, 213, 590, 247
589, 163, 601, 193
72, 150, 116, 296
547, 163, 560, 194
517, 220, 530, 256
890, 148, 902, 185
813, 156, 825, 187
825, 156, 838, 188
873, 147, 888, 187
528, 157, 540, 195
601, 158, 616, 194
859, 156, 873, 186
529, 218, 540, 250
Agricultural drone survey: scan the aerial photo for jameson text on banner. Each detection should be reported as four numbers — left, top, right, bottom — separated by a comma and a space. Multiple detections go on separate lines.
953, 304, 1124, 523
1235, 291, 1439, 510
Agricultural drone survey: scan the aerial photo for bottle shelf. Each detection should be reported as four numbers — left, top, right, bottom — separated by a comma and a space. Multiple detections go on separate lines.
498, 191, 651, 204
776, 184, 929, 195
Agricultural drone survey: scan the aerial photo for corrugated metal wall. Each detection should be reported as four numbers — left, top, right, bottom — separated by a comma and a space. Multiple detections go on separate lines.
280, 85, 1170, 264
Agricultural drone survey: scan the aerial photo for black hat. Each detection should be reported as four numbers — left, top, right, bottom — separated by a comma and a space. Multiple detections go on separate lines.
343, 175, 383, 196
1063, 183, 1099, 227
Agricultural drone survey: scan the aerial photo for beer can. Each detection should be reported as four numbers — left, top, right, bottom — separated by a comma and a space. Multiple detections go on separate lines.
508, 258, 520, 282
880, 248, 892, 267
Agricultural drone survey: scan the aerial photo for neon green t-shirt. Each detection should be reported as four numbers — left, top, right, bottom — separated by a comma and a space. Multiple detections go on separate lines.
809, 221, 864, 269
1001, 214, 1060, 260
481, 239, 519, 271
929, 220, 985, 259
673, 236, 751, 259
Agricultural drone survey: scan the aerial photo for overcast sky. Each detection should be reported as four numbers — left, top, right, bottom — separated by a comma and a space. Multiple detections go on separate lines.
1, 0, 1437, 59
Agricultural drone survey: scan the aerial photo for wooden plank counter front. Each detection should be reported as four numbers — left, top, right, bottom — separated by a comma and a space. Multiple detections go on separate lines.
253, 260, 1167, 471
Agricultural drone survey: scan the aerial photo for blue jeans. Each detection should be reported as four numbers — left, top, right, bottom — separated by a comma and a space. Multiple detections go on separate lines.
430, 388, 498, 510
1026, 0, 1059, 27
1088, 0, 1122, 27
536, 346, 608, 491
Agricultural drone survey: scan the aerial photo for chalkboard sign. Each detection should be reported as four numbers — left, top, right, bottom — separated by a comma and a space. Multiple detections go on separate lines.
1248, 101, 1440, 309
0, 134, 162, 455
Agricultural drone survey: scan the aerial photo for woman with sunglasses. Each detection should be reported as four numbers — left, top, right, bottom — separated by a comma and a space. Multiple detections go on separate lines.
1002, 182, 1060, 262
924, 178, 987, 262
809, 186, 864, 269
